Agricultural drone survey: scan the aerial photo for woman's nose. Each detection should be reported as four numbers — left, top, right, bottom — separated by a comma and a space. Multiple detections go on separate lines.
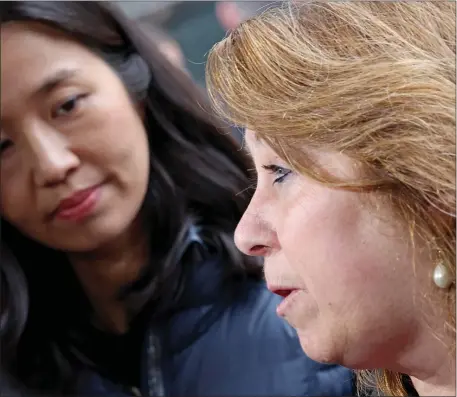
235, 208, 278, 257
25, 123, 80, 187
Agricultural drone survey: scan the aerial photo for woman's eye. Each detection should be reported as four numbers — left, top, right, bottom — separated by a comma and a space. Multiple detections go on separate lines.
52, 94, 86, 119
262, 164, 292, 185
0, 139, 13, 156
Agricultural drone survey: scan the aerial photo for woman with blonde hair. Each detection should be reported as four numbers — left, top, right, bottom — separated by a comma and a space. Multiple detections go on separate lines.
206, 2, 456, 396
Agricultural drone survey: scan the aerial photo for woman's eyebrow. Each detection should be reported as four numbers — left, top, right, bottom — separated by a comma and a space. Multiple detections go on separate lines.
32, 68, 79, 98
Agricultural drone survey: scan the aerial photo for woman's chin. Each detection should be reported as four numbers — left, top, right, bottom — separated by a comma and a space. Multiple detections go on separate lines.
296, 328, 341, 366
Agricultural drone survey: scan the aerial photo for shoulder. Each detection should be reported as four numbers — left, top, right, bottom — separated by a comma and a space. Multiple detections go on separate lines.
210, 279, 355, 395
211, 279, 303, 365
157, 277, 354, 396
225, 279, 297, 341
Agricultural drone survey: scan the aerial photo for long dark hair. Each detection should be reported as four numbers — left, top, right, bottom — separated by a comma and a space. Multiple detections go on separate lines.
1, 243, 27, 382
0, 244, 34, 397
0, 2, 260, 393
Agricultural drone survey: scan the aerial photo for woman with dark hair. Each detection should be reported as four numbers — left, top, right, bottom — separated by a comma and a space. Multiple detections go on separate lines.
0, 2, 353, 396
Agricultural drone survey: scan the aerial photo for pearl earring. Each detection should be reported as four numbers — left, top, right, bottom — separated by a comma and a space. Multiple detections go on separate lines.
433, 262, 453, 289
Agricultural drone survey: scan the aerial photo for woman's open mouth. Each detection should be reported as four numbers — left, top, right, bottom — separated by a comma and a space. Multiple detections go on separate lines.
272, 289, 297, 298
269, 287, 301, 317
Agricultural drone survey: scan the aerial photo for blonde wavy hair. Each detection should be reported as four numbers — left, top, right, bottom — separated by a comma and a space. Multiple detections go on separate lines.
206, 1, 456, 395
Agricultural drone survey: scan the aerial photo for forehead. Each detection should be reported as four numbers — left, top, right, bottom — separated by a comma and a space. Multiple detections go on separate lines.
245, 128, 361, 180
1, 21, 93, 72
244, 128, 264, 154
244, 128, 283, 162
1, 22, 98, 112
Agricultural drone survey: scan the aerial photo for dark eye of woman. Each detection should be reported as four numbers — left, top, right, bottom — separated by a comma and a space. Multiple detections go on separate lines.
52, 94, 86, 119
0, 139, 13, 155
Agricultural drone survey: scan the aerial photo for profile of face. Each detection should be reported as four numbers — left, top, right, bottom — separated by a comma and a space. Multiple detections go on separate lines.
0, 22, 150, 252
236, 129, 432, 368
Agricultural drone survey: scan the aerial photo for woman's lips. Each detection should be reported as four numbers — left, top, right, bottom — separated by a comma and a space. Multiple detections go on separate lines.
272, 289, 296, 298
269, 287, 301, 317
54, 185, 102, 222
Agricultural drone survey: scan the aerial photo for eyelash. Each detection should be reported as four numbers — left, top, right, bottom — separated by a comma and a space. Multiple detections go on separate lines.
51, 93, 87, 119
262, 164, 292, 185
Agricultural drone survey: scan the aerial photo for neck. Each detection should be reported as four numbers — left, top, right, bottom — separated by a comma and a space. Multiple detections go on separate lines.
391, 323, 455, 396
412, 374, 455, 396
69, 218, 149, 334
410, 349, 455, 397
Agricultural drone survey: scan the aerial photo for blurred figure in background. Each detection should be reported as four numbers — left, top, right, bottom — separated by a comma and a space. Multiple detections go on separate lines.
141, 23, 187, 73
0, 2, 353, 396
140, 21, 245, 145
214, 1, 277, 144
215, 2, 273, 31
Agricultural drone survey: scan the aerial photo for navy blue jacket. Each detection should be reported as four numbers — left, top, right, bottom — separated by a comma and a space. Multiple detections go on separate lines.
76, 239, 353, 396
